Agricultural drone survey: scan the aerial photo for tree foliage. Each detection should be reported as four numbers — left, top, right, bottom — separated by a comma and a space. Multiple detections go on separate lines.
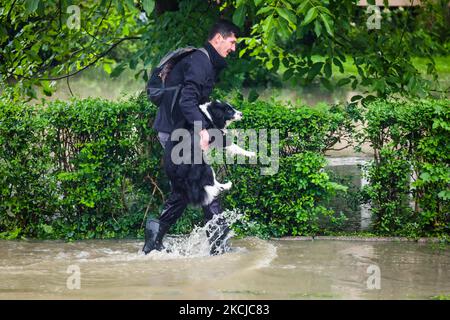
1, 0, 449, 100
1, 0, 145, 99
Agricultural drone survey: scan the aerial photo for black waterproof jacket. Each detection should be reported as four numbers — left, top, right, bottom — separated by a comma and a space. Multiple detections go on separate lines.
152, 42, 227, 133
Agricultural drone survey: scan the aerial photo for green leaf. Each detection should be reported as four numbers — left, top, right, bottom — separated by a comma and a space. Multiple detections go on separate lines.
41, 224, 54, 234
276, 8, 297, 26
254, 0, 265, 6
337, 78, 351, 87
351, 95, 363, 102
297, 0, 310, 14
25, 0, 39, 14
27, 48, 42, 63
110, 63, 126, 78
143, 70, 148, 82
320, 77, 333, 91
256, 6, 274, 15
41, 80, 54, 96
233, 5, 247, 28
333, 58, 344, 73
267, 27, 276, 47
324, 61, 332, 78
26, 86, 37, 99
438, 190, 450, 200
239, 47, 248, 58
283, 69, 294, 81
142, 0, 155, 15
123, 0, 135, 10
103, 63, 112, 74
307, 62, 323, 79
301, 7, 318, 26
129, 58, 138, 69
0, 228, 21, 240
320, 14, 333, 36
420, 172, 431, 182
278, 18, 291, 40
279, 0, 293, 10
314, 20, 322, 37
262, 14, 274, 34
117, 1, 125, 15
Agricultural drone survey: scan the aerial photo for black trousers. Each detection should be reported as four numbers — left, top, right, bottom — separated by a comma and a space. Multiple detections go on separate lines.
157, 132, 223, 228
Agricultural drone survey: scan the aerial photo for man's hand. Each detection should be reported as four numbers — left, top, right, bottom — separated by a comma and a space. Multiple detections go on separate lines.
199, 129, 210, 151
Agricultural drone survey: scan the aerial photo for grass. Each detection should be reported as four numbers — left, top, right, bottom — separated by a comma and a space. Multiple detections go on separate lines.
412, 56, 450, 75
35, 55, 450, 104
312, 55, 450, 83
430, 294, 450, 300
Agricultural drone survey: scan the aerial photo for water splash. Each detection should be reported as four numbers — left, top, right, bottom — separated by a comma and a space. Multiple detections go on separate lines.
250, 241, 278, 269
148, 209, 244, 259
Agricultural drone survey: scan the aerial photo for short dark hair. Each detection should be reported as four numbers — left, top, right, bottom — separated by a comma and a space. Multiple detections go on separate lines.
208, 19, 240, 40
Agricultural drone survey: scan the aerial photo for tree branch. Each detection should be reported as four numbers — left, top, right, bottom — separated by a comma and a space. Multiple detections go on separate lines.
10, 36, 141, 81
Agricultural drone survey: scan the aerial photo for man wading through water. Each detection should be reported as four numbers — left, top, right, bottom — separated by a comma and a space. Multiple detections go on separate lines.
143, 19, 240, 255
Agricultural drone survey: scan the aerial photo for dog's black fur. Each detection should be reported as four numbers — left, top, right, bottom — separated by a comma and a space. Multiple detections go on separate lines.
163, 100, 252, 206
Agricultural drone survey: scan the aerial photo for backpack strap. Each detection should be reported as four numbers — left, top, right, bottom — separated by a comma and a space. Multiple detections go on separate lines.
157, 46, 196, 68
197, 47, 210, 62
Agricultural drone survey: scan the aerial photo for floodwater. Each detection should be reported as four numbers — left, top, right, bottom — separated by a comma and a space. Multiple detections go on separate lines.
1, 237, 448, 300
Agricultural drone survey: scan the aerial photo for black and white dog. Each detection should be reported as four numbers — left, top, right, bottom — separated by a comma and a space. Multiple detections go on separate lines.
163, 100, 255, 206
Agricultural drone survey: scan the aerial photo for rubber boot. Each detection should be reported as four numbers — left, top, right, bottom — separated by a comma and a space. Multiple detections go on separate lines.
142, 219, 170, 254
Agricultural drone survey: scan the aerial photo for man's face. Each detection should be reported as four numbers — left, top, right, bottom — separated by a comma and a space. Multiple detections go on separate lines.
212, 33, 237, 58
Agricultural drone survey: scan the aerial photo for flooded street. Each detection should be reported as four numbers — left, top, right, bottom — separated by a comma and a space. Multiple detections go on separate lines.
0, 238, 448, 299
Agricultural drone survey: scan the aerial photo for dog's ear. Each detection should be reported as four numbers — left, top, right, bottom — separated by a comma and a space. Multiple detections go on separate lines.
207, 100, 219, 113
208, 102, 226, 129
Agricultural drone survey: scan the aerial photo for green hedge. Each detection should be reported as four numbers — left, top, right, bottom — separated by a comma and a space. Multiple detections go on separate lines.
361, 98, 449, 237
1, 94, 447, 240
0, 95, 351, 239
219, 99, 350, 237
0, 94, 165, 239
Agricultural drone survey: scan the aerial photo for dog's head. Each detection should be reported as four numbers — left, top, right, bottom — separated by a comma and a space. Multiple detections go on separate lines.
199, 100, 243, 130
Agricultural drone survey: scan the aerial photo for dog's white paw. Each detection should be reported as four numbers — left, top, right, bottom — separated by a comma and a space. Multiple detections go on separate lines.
246, 151, 256, 158
222, 181, 232, 190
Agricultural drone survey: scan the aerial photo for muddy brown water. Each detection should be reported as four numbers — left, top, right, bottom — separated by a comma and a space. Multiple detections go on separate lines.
0, 238, 448, 299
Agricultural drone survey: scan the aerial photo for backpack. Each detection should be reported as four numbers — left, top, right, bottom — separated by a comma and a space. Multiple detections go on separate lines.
146, 47, 210, 113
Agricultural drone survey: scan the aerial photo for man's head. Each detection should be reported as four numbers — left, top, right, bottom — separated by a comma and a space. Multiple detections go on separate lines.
208, 19, 240, 58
